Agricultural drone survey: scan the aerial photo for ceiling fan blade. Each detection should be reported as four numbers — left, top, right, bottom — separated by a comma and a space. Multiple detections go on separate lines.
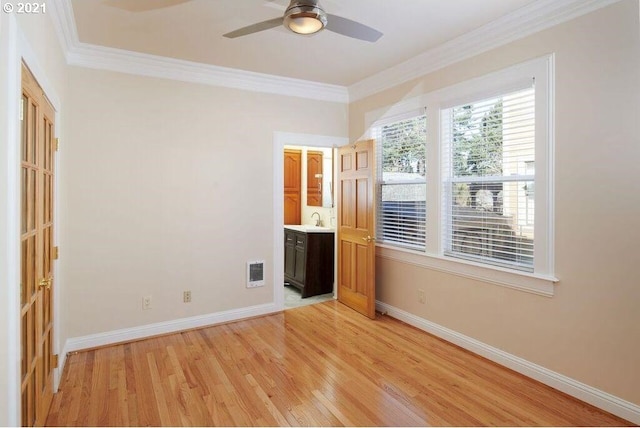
325, 14, 383, 42
223, 17, 284, 39
102, 0, 191, 12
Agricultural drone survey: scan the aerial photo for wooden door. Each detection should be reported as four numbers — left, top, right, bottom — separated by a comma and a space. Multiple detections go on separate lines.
337, 140, 376, 319
284, 149, 301, 225
21, 63, 56, 427
306, 150, 323, 206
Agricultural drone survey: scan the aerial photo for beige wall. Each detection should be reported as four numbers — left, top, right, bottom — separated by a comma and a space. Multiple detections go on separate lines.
62, 67, 346, 339
351, 0, 640, 406
0, 8, 68, 426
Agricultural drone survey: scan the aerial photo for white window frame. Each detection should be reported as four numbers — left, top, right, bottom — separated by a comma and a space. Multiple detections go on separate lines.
367, 55, 557, 297
373, 109, 427, 251
441, 85, 536, 272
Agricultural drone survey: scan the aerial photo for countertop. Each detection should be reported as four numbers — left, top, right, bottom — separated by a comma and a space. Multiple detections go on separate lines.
285, 225, 335, 233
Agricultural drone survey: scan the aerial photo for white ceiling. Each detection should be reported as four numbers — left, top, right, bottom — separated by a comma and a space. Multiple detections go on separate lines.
69, 0, 538, 87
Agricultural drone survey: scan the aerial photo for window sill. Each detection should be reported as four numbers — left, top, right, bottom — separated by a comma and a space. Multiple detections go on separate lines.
376, 244, 558, 297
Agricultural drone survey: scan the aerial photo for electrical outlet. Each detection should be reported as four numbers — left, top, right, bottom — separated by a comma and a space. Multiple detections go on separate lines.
418, 289, 426, 304
183, 290, 191, 303
142, 295, 152, 310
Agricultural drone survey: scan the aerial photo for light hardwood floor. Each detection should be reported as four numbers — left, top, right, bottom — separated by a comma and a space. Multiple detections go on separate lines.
46, 301, 632, 426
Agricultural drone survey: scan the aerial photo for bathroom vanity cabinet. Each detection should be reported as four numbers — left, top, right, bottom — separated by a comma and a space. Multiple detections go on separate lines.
284, 227, 334, 298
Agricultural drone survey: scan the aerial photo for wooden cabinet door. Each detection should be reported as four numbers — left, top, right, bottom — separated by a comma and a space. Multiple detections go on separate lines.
284, 149, 301, 224
294, 234, 306, 283
284, 149, 301, 192
284, 192, 301, 225
284, 232, 296, 278
307, 150, 323, 207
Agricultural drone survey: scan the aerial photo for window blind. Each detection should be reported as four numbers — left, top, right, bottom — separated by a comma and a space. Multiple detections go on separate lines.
442, 86, 535, 271
375, 114, 427, 250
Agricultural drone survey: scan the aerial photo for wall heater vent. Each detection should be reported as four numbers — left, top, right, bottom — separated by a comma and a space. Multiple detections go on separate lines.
247, 261, 265, 288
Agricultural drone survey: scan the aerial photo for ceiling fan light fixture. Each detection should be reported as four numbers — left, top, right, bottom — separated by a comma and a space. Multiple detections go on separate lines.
284, 4, 327, 35
223, 0, 382, 42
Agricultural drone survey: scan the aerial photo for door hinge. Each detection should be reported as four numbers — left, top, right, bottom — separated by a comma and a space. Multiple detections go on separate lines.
55, 138, 60, 151
52, 354, 59, 369
52, 246, 59, 260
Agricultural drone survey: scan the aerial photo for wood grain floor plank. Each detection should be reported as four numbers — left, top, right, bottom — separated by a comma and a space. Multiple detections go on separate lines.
74, 351, 94, 426
47, 301, 634, 427
312, 388, 354, 427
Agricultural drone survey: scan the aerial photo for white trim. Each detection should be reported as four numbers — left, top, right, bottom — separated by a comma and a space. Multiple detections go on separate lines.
377, 245, 556, 297
348, 0, 620, 101
542, 54, 556, 276
66, 43, 349, 103
52, 116, 62, 393
47, 0, 78, 62
376, 301, 640, 425
0, 12, 21, 428
273, 141, 285, 312
62, 302, 280, 355
19, 36, 62, 111
273, 132, 348, 313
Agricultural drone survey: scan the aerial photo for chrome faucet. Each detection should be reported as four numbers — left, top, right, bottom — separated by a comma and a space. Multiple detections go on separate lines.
311, 212, 321, 227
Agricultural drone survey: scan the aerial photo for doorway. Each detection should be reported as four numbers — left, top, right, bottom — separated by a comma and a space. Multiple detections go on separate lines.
273, 133, 348, 310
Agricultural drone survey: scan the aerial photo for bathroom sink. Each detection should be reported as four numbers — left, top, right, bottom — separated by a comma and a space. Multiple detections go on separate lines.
285, 225, 335, 233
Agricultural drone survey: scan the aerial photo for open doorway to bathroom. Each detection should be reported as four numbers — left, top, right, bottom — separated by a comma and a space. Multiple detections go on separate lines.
275, 132, 347, 311
283, 144, 335, 309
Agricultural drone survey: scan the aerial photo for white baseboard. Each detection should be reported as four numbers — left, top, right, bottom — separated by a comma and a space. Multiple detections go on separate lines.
60, 302, 280, 377
376, 301, 640, 425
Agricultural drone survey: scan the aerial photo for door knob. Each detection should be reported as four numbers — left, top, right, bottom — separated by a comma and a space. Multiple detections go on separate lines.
38, 277, 52, 289
361, 235, 376, 243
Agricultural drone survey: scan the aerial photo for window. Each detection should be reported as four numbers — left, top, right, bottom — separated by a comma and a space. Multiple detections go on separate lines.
369, 56, 555, 293
442, 86, 536, 271
374, 113, 427, 250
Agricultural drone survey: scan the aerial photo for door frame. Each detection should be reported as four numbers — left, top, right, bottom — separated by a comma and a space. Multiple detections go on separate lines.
0, 15, 62, 426
273, 132, 348, 310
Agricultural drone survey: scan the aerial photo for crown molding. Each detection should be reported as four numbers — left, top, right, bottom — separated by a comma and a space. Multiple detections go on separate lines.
47, 0, 79, 62
47, 0, 619, 105
347, 0, 621, 102
47, 0, 348, 103
65, 42, 349, 103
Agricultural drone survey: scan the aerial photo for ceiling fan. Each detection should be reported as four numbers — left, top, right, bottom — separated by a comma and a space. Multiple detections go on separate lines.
223, 0, 383, 42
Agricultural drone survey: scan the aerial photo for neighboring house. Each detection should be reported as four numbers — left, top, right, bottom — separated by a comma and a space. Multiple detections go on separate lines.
1, 0, 639, 425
